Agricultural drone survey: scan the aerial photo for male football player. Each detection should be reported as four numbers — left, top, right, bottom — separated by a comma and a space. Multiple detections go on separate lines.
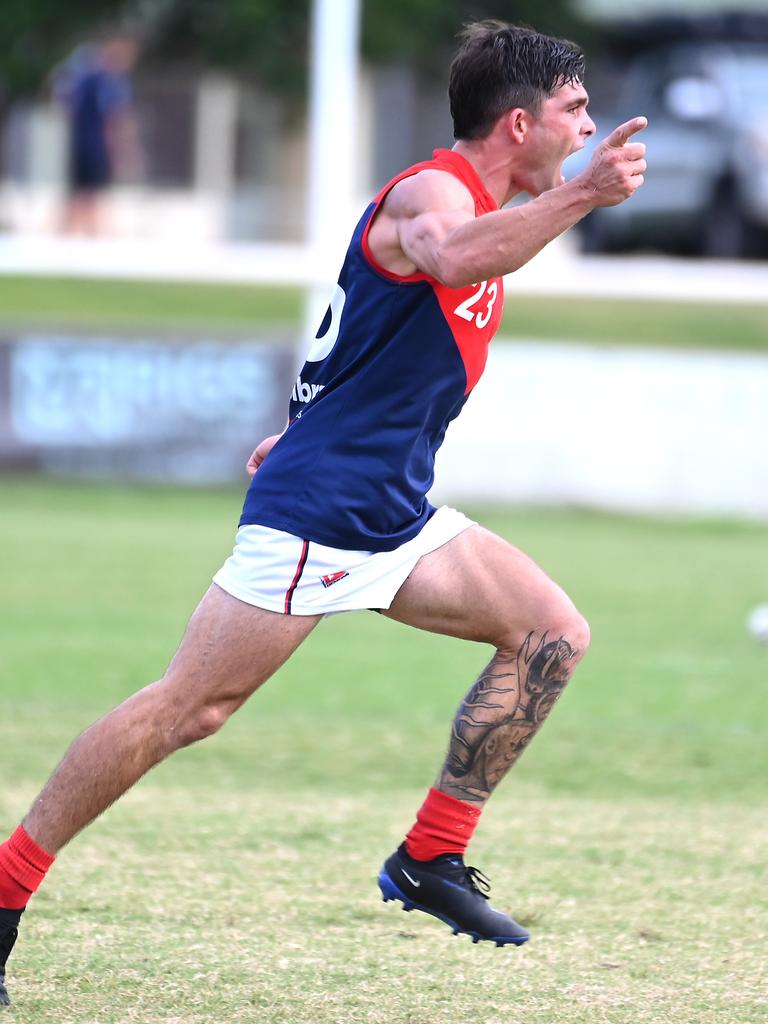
0, 21, 646, 1003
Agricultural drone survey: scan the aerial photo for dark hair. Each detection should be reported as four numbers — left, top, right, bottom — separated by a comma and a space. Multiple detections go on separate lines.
449, 21, 586, 140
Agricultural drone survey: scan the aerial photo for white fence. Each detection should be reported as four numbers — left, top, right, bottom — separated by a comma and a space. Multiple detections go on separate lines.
432, 341, 768, 522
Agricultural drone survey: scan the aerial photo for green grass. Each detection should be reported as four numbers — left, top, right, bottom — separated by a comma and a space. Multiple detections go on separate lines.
1, 478, 767, 1022
0, 274, 766, 349
501, 294, 768, 351
0, 276, 301, 334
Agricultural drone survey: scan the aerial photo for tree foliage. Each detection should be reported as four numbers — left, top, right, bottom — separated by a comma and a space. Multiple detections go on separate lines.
363, 0, 591, 72
0, 0, 593, 101
0, 0, 125, 100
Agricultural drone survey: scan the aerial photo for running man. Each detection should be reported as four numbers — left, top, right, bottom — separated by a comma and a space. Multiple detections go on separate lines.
0, 21, 647, 1003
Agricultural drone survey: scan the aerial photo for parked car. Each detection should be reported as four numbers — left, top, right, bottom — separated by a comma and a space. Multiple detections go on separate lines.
568, 38, 768, 258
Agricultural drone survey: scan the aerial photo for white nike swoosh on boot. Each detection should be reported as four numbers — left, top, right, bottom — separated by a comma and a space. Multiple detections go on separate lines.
401, 868, 421, 887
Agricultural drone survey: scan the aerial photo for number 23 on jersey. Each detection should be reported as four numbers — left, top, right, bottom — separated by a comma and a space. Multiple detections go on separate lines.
453, 279, 499, 330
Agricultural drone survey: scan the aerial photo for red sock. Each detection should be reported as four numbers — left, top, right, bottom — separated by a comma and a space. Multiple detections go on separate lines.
0, 826, 55, 910
404, 787, 482, 861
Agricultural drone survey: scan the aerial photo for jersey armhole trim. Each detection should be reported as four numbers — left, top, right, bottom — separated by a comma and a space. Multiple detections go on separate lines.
360, 177, 434, 285
360, 153, 494, 284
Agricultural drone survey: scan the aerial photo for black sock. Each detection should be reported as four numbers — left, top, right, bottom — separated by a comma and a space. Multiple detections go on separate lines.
0, 908, 23, 930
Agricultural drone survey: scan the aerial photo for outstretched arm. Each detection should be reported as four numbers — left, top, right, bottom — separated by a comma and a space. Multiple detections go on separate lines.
374, 117, 647, 288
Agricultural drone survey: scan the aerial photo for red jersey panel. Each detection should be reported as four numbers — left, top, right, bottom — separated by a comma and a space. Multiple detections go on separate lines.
361, 149, 504, 394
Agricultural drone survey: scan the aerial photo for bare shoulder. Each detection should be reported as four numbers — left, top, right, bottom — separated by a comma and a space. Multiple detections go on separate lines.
367, 169, 475, 277
384, 168, 474, 219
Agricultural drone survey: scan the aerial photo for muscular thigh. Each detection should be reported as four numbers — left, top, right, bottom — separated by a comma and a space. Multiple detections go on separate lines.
383, 525, 578, 645
160, 583, 321, 712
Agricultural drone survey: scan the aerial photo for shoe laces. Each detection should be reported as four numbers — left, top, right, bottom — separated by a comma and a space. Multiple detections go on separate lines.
464, 865, 492, 900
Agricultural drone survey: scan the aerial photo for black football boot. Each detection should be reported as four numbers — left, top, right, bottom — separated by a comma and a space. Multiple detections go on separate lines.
0, 908, 23, 1007
378, 844, 529, 947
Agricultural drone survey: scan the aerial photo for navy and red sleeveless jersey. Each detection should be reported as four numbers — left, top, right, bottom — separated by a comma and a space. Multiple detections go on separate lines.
239, 148, 504, 551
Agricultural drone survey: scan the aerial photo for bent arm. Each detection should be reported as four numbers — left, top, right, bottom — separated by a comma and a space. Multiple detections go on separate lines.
399, 178, 597, 288
387, 117, 647, 288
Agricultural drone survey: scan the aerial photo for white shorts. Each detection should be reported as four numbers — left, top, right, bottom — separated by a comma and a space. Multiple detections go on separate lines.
212, 506, 475, 615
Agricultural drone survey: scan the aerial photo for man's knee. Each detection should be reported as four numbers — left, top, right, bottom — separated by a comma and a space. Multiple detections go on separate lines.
173, 702, 233, 748
147, 677, 240, 755
497, 598, 591, 666
557, 609, 590, 660
540, 604, 590, 661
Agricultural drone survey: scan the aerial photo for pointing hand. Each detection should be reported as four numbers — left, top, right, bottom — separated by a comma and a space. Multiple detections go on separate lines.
604, 116, 648, 148
578, 116, 648, 207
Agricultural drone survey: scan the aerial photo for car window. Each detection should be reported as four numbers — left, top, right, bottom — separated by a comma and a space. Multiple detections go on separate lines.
714, 53, 768, 112
617, 43, 768, 116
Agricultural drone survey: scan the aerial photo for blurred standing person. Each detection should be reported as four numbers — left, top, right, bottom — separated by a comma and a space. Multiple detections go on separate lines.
54, 32, 142, 234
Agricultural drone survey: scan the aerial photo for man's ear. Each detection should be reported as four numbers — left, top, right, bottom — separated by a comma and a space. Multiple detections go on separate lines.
505, 107, 531, 145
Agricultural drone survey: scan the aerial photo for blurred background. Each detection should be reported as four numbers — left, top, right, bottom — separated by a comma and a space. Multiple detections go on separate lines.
1, 10, 766, 1016
0, 0, 766, 520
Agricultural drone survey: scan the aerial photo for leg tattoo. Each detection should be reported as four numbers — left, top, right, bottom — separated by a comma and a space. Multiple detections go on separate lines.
437, 631, 579, 803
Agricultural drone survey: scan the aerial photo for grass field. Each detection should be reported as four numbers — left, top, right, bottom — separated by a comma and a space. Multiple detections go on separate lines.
1, 478, 766, 1023
1, 274, 767, 350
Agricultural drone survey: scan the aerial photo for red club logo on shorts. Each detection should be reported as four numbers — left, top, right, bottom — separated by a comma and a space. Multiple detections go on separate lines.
320, 571, 349, 588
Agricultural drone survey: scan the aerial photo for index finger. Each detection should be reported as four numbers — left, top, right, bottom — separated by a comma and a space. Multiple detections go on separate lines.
604, 116, 648, 148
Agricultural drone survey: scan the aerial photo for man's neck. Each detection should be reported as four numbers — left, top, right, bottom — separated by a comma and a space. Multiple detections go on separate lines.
452, 139, 524, 208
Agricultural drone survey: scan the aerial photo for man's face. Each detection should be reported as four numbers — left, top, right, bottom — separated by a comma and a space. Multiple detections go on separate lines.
522, 81, 596, 195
